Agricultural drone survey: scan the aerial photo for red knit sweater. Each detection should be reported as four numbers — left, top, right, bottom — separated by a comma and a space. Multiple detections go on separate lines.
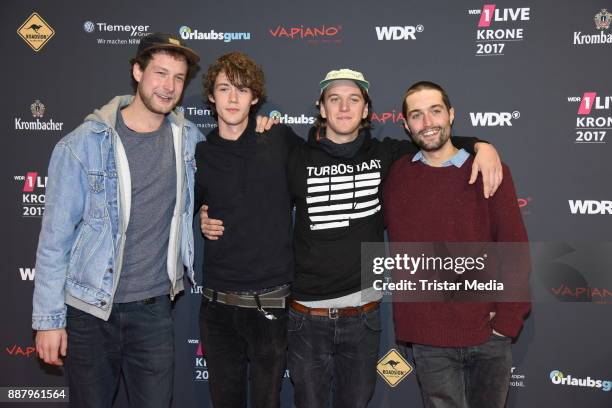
383, 154, 531, 347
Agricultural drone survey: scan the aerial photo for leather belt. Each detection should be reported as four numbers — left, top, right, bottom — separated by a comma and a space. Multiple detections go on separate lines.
203, 286, 290, 309
290, 300, 379, 319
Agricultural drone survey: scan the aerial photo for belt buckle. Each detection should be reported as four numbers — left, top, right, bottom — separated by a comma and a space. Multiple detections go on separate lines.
328, 308, 339, 319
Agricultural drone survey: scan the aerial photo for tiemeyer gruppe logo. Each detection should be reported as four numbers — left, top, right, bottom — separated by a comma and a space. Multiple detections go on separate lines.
567, 92, 610, 144
573, 9, 612, 46
375, 24, 424, 41
550, 370, 611, 392
269, 110, 315, 125
83, 20, 150, 45
268, 24, 341, 44
180, 26, 251, 42
179, 105, 217, 130
14, 171, 46, 218
15, 100, 63, 132
467, 4, 531, 56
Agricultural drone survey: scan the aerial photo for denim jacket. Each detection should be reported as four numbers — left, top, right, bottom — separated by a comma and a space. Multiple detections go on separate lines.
32, 95, 204, 330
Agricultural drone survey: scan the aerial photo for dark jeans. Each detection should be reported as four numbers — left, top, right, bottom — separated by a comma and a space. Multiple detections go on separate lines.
199, 298, 288, 408
65, 295, 174, 408
403, 334, 512, 408
287, 306, 382, 408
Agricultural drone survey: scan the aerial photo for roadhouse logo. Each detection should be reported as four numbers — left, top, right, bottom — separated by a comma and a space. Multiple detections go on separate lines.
15, 100, 63, 131
269, 110, 315, 125
6, 344, 36, 358
469, 110, 521, 127
14, 171, 47, 218
467, 4, 531, 56
17, 12, 55, 52
268, 24, 342, 43
573, 9, 612, 46
375, 24, 424, 41
550, 370, 611, 392
510, 366, 527, 388
567, 92, 610, 144
569, 200, 612, 215
187, 339, 209, 381
179, 26, 251, 42
83, 20, 151, 46
376, 349, 413, 387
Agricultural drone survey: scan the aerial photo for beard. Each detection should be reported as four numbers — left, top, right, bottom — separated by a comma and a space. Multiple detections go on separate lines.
412, 126, 451, 152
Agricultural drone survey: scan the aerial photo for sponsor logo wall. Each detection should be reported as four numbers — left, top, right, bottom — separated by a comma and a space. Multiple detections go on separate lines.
3, 1, 611, 408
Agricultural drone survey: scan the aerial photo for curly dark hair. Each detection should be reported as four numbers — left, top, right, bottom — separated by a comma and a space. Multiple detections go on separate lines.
203, 52, 266, 116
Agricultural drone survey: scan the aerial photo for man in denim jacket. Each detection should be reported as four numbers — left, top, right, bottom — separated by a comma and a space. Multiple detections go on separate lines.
31, 33, 202, 407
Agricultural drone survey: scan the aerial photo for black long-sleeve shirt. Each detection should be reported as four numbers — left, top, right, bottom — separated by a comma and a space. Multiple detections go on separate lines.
288, 127, 480, 301
194, 120, 301, 291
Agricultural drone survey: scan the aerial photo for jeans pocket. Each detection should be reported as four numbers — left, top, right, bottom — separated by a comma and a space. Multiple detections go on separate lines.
288, 309, 305, 332
362, 308, 382, 333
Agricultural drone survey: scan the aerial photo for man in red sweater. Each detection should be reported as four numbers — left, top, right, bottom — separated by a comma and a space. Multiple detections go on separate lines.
383, 81, 531, 408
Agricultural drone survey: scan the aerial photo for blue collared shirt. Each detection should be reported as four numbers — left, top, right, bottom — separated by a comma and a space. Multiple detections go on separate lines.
412, 148, 470, 168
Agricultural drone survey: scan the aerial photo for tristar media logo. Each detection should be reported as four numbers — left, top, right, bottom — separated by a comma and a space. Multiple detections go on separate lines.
268, 24, 342, 43
573, 9, 612, 46
15, 100, 64, 131
179, 26, 251, 42
269, 110, 315, 125
376, 349, 413, 387
568, 200, 612, 215
14, 171, 47, 218
467, 4, 531, 56
84, 20, 150, 46
550, 370, 611, 392
17, 12, 55, 52
469, 111, 521, 127
567, 92, 610, 144
375, 25, 424, 41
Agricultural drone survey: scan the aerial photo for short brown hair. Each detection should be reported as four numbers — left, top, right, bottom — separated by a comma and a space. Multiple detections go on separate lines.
402, 81, 452, 118
130, 48, 199, 92
314, 83, 373, 132
203, 52, 266, 116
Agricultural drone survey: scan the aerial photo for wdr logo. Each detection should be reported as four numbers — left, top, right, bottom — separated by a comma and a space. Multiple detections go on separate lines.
469, 111, 520, 127
568, 200, 612, 215
375, 25, 424, 40
19, 268, 35, 281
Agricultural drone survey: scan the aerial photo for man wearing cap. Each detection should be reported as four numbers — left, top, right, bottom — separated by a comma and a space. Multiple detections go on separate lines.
32, 33, 202, 407
284, 69, 502, 407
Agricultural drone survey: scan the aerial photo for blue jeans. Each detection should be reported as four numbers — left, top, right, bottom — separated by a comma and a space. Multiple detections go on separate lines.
287, 306, 382, 408
401, 334, 512, 408
199, 298, 288, 408
65, 296, 174, 408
